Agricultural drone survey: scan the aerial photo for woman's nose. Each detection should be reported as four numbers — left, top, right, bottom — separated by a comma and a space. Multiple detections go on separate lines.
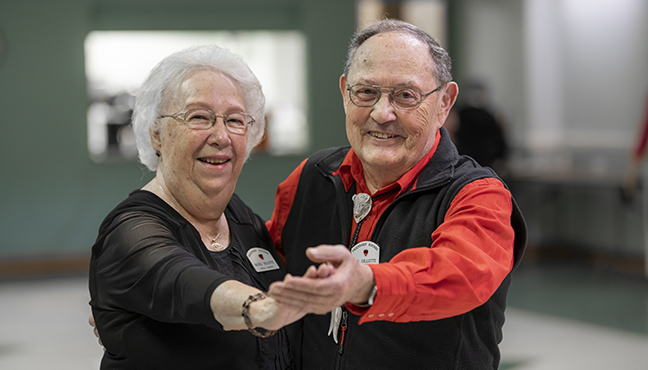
207, 117, 232, 146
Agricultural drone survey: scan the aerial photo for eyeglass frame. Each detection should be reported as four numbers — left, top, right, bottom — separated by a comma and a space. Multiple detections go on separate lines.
346, 83, 445, 110
158, 109, 255, 135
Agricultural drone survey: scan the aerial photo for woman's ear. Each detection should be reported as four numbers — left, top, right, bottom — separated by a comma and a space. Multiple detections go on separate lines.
150, 124, 162, 153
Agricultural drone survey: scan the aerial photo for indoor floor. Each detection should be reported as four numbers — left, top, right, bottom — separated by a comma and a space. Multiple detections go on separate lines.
0, 260, 646, 369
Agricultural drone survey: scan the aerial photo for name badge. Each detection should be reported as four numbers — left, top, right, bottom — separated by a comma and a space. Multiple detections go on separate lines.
246, 248, 280, 272
351, 241, 380, 264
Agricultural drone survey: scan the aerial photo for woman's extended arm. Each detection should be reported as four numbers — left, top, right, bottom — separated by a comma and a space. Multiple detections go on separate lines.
210, 280, 306, 332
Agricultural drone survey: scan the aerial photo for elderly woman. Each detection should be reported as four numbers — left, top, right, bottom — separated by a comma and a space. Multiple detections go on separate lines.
88, 45, 302, 369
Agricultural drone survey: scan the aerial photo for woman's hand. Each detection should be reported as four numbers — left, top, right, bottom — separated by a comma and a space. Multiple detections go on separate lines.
210, 280, 307, 332
246, 294, 308, 331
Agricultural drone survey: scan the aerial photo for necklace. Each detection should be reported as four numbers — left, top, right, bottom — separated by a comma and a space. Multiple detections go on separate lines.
155, 183, 228, 252
205, 228, 224, 251
194, 214, 228, 252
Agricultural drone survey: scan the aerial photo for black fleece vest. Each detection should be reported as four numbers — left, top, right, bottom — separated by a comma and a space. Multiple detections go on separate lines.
281, 129, 526, 370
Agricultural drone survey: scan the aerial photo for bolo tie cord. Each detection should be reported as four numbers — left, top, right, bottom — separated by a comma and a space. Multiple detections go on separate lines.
350, 220, 364, 247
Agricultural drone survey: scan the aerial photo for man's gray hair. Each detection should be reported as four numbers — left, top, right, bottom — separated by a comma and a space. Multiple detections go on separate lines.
343, 19, 452, 86
132, 44, 266, 171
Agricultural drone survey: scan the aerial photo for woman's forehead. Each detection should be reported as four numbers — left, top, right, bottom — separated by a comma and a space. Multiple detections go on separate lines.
165, 70, 245, 110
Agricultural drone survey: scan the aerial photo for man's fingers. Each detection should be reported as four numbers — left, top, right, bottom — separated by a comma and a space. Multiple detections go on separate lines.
89, 314, 105, 349
303, 265, 319, 278
316, 263, 335, 278
305, 245, 349, 264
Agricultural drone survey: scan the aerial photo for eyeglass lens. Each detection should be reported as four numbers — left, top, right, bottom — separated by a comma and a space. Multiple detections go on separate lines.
349, 85, 423, 109
182, 109, 251, 134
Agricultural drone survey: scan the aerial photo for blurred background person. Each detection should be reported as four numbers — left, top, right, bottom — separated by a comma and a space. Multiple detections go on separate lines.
447, 79, 509, 174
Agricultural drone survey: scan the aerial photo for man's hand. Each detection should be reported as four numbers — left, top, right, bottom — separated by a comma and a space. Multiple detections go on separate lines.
268, 245, 376, 315
88, 314, 105, 350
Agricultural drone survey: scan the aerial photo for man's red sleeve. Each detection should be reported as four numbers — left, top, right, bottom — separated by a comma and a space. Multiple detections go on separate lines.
266, 159, 308, 262
348, 178, 515, 324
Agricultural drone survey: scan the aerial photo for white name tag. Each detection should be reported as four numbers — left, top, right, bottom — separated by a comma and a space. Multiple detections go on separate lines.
351, 241, 380, 264
246, 248, 280, 272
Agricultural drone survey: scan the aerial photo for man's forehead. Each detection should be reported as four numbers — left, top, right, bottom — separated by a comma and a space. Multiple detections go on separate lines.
348, 33, 435, 86
351, 78, 421, 88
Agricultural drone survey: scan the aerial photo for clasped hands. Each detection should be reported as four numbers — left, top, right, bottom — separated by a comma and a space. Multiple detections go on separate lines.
268, 244, 376, 315
88, 244, 376, 345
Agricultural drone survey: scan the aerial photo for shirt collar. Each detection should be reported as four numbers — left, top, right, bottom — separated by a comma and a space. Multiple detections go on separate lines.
333, 130, 442, 196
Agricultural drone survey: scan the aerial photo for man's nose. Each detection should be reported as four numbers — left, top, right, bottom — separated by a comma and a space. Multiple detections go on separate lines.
370, 92, 397, 123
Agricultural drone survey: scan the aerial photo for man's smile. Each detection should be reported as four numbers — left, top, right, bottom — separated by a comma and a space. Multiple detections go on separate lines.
368, 131, 398, 139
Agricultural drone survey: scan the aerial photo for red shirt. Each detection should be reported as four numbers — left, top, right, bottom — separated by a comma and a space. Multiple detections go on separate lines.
267, 131, 515, 324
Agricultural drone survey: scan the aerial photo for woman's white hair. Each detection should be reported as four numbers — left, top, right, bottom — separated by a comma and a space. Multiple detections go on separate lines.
132, 44, 266, 171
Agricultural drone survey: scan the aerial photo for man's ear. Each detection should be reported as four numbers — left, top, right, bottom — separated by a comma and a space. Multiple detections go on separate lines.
339, 74, 349, 114
437, 82, 459, 124
441, 82, 459, 113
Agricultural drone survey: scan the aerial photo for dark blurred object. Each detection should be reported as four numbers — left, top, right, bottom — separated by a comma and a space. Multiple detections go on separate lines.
105, 92, 134, 152
449, 80, 508, 172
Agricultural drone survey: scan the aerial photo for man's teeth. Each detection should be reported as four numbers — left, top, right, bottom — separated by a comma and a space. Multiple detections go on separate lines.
370, 131, 396, 139
200, 158, 227, 164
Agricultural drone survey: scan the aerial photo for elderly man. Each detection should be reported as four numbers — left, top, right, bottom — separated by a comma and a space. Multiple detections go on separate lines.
267, 19, 526, 370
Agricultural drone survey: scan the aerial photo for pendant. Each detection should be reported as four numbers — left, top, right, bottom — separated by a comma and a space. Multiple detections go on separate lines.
352, 193, 372, 224
210, 239, 225, 252
328, 306, 343, 343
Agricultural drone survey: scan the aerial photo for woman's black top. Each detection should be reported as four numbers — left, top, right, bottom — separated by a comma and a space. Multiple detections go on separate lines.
89, 190, 292, 370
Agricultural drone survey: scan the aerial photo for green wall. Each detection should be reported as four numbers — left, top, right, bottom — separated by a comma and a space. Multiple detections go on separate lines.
0, 0, 355, 258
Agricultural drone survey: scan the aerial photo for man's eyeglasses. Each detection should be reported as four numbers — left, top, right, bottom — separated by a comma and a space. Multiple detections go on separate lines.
158, 109, 254, 135
347, 84, 444, 110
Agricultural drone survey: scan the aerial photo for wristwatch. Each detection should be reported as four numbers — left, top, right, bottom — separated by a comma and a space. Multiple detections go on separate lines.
355, 284, 378, 308
367, 285, 378, 306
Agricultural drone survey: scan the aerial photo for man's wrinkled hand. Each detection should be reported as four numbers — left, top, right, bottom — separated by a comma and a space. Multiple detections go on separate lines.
268, 245, 375, 315
88, 314, 105, 351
